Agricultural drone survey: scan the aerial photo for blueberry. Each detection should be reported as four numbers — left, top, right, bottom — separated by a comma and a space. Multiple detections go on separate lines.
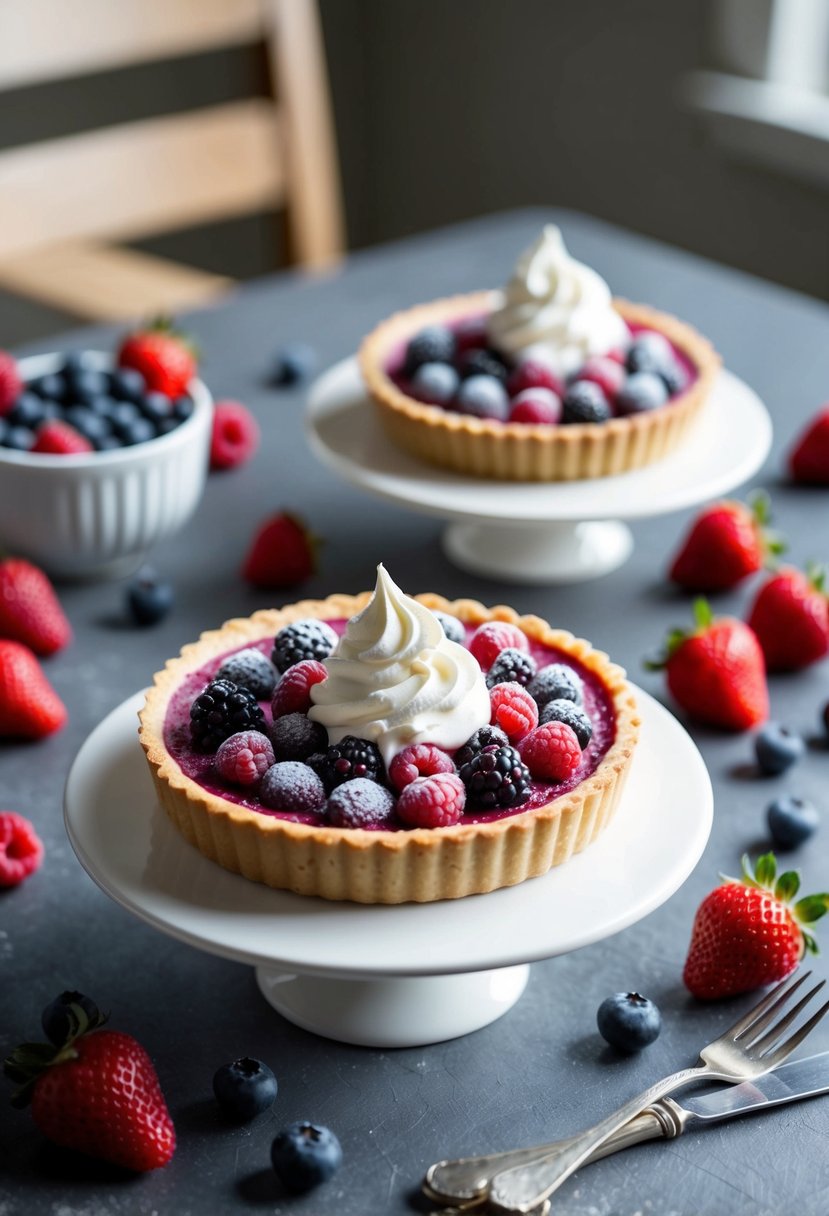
616, 372, 668, 416
0, 418, 7, 445
822, 700, 829, 740
625, 331, 674, 375
539, 699, 593, 748
217, 647, 277, 700
754, 723, 805, 776
269, 712, 328, 761
96, 434, 124, 451
61, 351, 97, 378
156, 416, 182, 436
660, 361, 688, 396
126, 569, 174, 626
433, 610, 465, 645
4, 425, 34, 451
140, 392, 172, 424
30, 373, 67, 401
172, 395, 195, 422
562, 381, 611, 424
86, 395, 119, 418
41, 990, 102, 1046
411, 361, 459, 406
271, 1122, 342, 1193
64, 405, 112, 445
272, 342, 317, 387
527, 663, 584, 708
8, 392, 47, 429
213, 1057, 277, 1122
597, 992, 662, 1052
458, 347, 509, 383
110, 401, 140, 433
259, 761, 327, 814
767, 796, 819, 849
404, 326, 456, 376
69, 369, 109, 402
109, 367, 147, 402
456, 374, 509, 420
120, 416, 157, 446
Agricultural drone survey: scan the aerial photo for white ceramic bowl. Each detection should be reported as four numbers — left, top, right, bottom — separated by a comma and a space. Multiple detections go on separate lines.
0, 351, 213, 579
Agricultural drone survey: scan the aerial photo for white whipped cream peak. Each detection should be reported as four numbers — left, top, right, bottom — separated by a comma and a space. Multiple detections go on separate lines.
487, 225, 629, 377
308, 564, 490, 766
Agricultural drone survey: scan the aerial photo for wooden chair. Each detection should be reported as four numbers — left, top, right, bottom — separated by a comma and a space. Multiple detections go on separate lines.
0, 0, 345, 321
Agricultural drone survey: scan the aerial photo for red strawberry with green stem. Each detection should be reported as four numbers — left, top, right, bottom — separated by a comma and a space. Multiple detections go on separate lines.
789, 406, 829, 485
242, 511, 319, 589
684, 853, 829, 999
118, 317, 198, 397
747, 563, 829, 672
0, 640, 67, 738
668, 493, 785, 591
0, 558, 72, 656
4, 997, 175, 1171
647, 599, 768, 731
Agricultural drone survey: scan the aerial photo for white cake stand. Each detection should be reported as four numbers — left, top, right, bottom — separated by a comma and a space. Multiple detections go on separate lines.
64, 688, 712, 1049
306, 359, 772, 584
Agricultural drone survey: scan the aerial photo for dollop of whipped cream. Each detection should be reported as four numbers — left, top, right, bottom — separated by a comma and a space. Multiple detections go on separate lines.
308, 565, 490, 766
487, 225, 629, 377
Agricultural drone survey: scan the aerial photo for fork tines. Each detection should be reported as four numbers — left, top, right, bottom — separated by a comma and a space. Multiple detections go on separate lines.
727, 971, 829, 1062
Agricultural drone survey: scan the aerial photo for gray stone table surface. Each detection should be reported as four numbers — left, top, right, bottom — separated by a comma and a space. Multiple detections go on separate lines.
2, 208, 829, 1215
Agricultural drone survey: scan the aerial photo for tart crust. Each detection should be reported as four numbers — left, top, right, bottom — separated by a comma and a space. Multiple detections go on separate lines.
139, 594, 641, 904
359, 291, 721, 481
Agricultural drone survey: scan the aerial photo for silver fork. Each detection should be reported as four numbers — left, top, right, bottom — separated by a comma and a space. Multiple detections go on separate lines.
481, 971, 829, 1214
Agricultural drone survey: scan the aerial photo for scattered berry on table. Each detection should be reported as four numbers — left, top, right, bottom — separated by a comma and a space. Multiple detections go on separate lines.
405, 326, 456, 376
319, 735, 385, 789
326, 778, 396, 828
0, 811, 44, 888
31, 420, 93, 455
189, 679, 265, 752
520, 721, 582, 782
259, 761, 327, 815
396, 772, 466, 828
460, 743, 531, 811
215, 730, 275, 786
754, 723, 805, 776
527, 663, 583, 708
271, 658, 327, 717
432, 610, 465, 645
0, 557, 72, 655
485, 647, 537, 689
562, 380, 611, 424
269, 711, 328, 761
625, 331, 674, 376
458, 347, 508, 383
0, 351, 22, 414
389, 743, 454, 792
126, 569, 174, 627
454, 724, 509, 769
573, 356, 625, 404
616, 372, 668, 415
683, 852, 829, 999
507, 358, 564, 399
668, 495, 781, 592
217, 648, 277, 700
243, 512, 318, 589
213, 1057, 277, 1122
41, 991, 102, 1046
596, 992, 662, 1052
411, 362, 459, 406
508, 388, 562, 425
490, 682, 539, 740
271, 618, 337, 673
746, 565, 829, 672
118, 317, 197, 397
456, 374, 509, 420
469, 620, 529, 670
767, 796, 819, 850
210, 400, 260, 471
539, 699, 593, 748
789, 405, 829, 485
272, 342, 317, 387
271, 1121, 343, 1193
0, 641, 67, 739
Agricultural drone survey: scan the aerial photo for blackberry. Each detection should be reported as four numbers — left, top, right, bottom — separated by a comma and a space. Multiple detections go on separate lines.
562, 381, 611, 425
320, 736, 385, 790
539, 698, 593, 748
433, 610, 465, 645
454, 724, 509, 769
528, 663, 584, 708
217, 647, 277, 700
458, 347, 509, 383
272, 619, 337, 673
269, 712, 328, 761
404, 325, 456, 375
460, 744, 530, 811
190, 678, 265, 752
485, 647, 537, 689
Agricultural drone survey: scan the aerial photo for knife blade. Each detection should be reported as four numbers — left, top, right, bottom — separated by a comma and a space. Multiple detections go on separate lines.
677, 1050, 829, 1121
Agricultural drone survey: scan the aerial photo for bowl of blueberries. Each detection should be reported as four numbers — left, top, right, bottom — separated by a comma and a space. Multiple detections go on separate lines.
0, 349, 212, 579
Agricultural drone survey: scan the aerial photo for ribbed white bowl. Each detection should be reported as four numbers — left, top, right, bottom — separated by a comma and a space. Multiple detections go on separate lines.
0, 352, 213, 579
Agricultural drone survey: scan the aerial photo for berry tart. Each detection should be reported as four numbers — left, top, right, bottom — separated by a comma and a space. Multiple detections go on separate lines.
139, 567, 640, 903
360, 226, 720, 481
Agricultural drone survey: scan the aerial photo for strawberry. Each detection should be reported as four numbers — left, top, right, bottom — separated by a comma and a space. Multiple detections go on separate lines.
789, 406, 829, 484
747, 564, 829, 672
118, 317, 197, 397
0, 351, 22, 416
4, 997, 175, 1171
31, 421, 93, 455
668, 493, 784, 591
0, 558, 72, 655
683, 853, 829, 999
648, 599, 768, 731
0, 640, 67, 738
242, 512, 318, 588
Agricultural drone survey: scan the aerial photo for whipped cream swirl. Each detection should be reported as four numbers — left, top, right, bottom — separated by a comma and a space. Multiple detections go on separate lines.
487, 225, 629, 377
308, 565, 490, 766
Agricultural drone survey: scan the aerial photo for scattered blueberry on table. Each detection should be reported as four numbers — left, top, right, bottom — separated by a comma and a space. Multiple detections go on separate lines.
271, 343, 317, 387
767, 796, 820, 850
596, 992, 662, 1052
212, 1057, 278, 1122
126, 569, 174, 627
41, 991, 102, 1046
754, 722, 805, 776
270, 1121, 342, 1193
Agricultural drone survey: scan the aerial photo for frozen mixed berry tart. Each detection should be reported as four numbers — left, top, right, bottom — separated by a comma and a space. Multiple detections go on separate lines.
139, 566, 640, 904
359, 226, 720, 481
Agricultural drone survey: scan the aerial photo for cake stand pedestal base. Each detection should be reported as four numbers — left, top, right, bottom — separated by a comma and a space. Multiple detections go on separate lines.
443, 520, 634, 584
256, 964, 531, 1048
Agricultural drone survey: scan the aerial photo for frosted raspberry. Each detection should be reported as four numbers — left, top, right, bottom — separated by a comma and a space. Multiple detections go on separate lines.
326, 778, 396, 828
396, 773, 466, 828
509, 389, 562, 425
520, 721, 582, 782
507, 359, 564, 400
271, 659, 328, 718
574, 356, 626, 404
388, 743, 455, 792
490, 682, 538, 741
0, 811, 44, 887
215, 730, 275, 786
469, 621, 529, 671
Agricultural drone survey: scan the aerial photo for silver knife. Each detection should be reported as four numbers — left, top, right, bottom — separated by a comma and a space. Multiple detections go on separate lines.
424, 1052, 829, 1208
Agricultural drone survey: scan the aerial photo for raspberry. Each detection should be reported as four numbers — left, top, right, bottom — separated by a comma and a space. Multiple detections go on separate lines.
0, 352, 22, 416
0, 811, 44, 887
539, 699, 593, 748
396, 773, 466, 828
31, 421, 94, 454
509, 389, 562, 425
272, 620, 337, 673
259, 761, 326, 815
485, 647, 537, 689
454, 724, 509, 769
574, 356, 626, 403
453, 315, 489, 353
490, 682, 538, 740
433, 611, 465, 645
528, 663, 584, 708
190, 678, 265, 752
210, 400, 260, 470
326, 779, 396, 829
469, 621, 529, 671
215, 730, 275, 786
520, 722, 582, 782
507, 359, 564, 399
271, 660, 328, 718
388, 743, 454, 792
269, 712, 328, 761
216, 648, 277, 700
460, 745, 530, 811
319, 736, 385, 790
